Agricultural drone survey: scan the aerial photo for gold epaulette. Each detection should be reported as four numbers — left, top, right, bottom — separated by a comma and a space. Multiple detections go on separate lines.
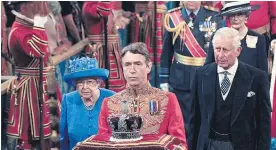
203, 5, 218, 12
167, 7, 182, 13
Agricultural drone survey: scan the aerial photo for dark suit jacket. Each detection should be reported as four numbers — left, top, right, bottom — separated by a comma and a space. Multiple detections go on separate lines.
192, 61, 271, 150
205, 29, 268, 73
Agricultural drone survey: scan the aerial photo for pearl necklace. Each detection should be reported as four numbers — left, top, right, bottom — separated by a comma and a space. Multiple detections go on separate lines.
81, 98, 95, 111
81, 90, 100, 111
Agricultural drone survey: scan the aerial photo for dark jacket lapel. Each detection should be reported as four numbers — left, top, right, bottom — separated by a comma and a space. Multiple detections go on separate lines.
203, 63, 217, 124
231, 62, 253, 125
193, 6, 205, 26
181, 8, 190, 24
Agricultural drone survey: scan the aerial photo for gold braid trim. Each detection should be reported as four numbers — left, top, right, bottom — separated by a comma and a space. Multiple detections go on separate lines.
164, 12, 187, 45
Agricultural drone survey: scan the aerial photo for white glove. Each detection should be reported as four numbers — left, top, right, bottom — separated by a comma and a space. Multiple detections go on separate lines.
112, 9, 130, 29
112, 9, 123, 18
160, 83, 169, 92
33, 15, 48, 28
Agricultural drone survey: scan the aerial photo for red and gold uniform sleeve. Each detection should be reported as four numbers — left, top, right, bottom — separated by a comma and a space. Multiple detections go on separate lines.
11, 25, 50, 59
167, 92, 188, 148
83, 2, 111, 19
98, 98, 110, 135
269, 1, 276, 35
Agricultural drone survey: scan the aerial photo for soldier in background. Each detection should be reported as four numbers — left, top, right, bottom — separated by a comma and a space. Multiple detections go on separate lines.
82, 1, 130, 92
160, 1, 221, 149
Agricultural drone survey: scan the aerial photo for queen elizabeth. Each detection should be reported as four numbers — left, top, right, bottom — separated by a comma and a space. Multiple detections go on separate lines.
60, 57, 115, 150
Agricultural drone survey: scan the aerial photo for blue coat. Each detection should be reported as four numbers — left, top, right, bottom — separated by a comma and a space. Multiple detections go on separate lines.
205, 29, 268, 73
60, 88, 115, 150
192, 62, 271, 150
160, 6, 221, 90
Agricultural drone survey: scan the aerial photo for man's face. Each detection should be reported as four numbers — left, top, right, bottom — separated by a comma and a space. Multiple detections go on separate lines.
214, 37, 241, 69
228, 13, 247, 30
76, 78, 99, 99
121, 52, 152, 88
183, 1, 201, 11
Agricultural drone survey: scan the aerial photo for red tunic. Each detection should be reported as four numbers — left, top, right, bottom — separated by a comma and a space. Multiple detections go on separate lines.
6, 19, 51, 141
246, 1, 276, 34
83, 2, 126, 92
98, 83, 188, 147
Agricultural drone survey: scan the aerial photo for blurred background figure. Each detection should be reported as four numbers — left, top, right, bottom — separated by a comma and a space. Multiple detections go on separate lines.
205, 1, 268, 73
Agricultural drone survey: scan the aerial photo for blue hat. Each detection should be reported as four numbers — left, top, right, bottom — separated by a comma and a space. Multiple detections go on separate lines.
63, 57, 109, 86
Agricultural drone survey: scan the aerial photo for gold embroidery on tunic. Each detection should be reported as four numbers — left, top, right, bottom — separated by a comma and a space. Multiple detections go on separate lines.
107, 85, 169, 135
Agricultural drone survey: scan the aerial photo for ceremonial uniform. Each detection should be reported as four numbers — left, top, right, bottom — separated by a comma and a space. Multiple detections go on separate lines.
83, 1, 126, 92
160, 6, 220, 149
98, 83, 188, 148
5, 17, 51, 148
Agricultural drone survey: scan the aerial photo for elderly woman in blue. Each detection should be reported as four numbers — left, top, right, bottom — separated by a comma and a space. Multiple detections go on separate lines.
60, 57, 115, 150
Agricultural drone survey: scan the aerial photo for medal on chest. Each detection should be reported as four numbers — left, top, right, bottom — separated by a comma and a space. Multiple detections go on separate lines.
149, 100, 160, 115
188, 17, 194, 29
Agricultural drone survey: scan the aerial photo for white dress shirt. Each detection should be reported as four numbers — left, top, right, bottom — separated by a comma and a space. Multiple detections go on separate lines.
217, 59, 239, 100
185, 8, 200, 16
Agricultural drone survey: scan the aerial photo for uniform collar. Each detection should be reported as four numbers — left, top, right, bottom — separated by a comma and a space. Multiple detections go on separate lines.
126, 82, 152, 96
185, 7, 200, 16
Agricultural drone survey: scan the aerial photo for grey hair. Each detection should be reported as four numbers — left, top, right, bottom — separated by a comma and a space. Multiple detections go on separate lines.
121, 42, 151, 63
212, 27, 241, 50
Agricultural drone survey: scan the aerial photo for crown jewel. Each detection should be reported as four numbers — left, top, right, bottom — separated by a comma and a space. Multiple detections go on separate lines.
108, 101, 143, 139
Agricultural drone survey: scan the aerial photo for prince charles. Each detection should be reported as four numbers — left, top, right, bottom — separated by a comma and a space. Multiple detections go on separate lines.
192, 27, 271, 150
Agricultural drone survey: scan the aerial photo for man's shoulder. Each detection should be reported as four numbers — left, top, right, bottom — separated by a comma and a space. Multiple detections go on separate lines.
242, 62, 267, 77
198, 63, 216, 73
167, 7, 182, 13
201, 6, 219, 16
247, 29, 265, 38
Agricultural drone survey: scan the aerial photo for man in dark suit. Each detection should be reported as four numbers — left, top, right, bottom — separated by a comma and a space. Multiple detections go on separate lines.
159, 2, 221, 149
192, 27, 271, 150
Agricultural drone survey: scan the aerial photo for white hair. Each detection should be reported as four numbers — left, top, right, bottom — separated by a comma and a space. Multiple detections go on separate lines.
212, 27, 241, 50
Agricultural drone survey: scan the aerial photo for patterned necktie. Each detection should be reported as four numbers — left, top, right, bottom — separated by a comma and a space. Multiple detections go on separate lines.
220, 71, 231, 95
190, 12, 196, 21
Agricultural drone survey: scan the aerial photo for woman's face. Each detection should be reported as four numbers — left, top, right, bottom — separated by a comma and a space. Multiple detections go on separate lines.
228, 13, 247, 30
75, 78, 100, 99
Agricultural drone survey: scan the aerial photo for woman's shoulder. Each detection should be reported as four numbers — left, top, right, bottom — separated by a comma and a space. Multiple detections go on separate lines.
62, 91, 81, 103
247, 29, 265, 38
64, 90, 79, 97
99, 88, 116, 97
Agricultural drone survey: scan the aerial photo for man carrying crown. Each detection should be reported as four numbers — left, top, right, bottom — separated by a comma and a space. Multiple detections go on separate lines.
159, 2, 221, 149
4, 1, 52, 149
97, 42, 188, 149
